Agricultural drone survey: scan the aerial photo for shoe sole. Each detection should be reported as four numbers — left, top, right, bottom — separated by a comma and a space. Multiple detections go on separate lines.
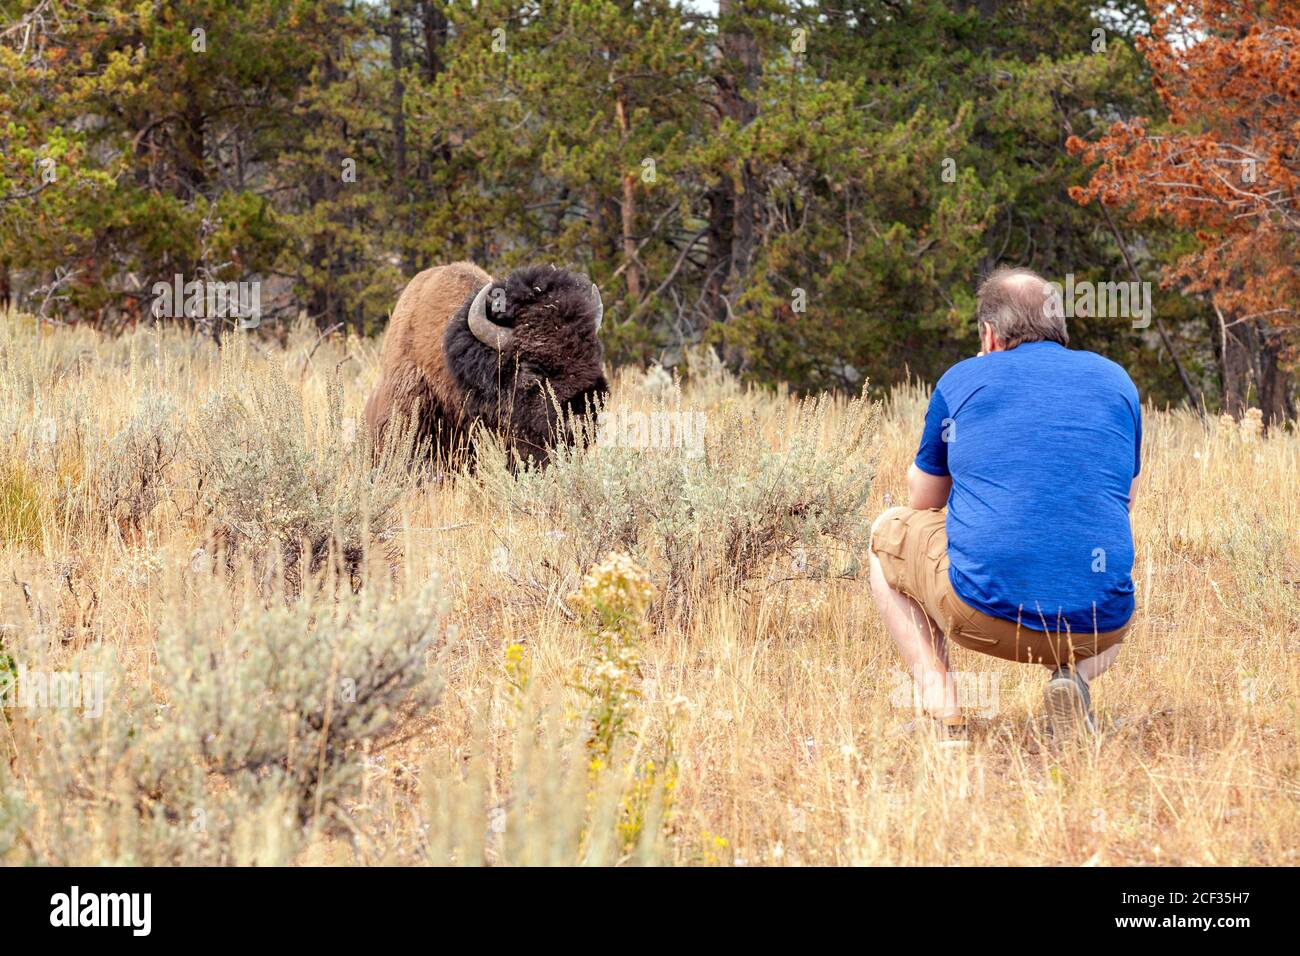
1044, 677, 1093, 739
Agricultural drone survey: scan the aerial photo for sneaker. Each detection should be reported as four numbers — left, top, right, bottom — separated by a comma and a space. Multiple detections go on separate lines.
1043, 668, 1095, 738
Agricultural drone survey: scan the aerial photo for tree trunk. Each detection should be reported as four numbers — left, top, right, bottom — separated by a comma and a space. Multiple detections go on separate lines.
615, 96, 641, 300
718, 2, 758, 286
707, 0, 761, 349
177, 95, 206, 201
1257, 332, 1295, 429
390, 0, 414, 279
1217, 311, 1253, 419
1216, 309, 1296, 429
307, 49, 343, 331
418, 0, 449, 81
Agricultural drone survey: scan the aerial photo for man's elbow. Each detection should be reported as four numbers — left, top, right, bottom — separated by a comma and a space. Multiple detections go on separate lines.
907, 463, 952, 511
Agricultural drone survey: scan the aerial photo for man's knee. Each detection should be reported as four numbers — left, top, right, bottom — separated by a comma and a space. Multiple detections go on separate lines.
869, 506, 911, 599
870, 505, 911, 541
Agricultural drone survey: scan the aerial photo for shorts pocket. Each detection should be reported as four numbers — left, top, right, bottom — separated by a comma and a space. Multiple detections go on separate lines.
951, 628, 999, 647
921, 520, 947, 563
871, 513, 909, 558
939, 591, 998, 645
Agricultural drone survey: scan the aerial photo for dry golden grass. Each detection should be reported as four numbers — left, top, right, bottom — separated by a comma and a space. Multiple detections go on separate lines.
1, 313, 1296, 865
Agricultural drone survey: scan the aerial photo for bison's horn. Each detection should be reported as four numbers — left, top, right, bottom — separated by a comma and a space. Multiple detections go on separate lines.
591, 283, 603, 332
467, 282, 512, 350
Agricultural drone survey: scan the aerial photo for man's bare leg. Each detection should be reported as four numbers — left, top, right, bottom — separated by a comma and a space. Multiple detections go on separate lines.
868, 548, 959, 718
1076, 643, 1120, 684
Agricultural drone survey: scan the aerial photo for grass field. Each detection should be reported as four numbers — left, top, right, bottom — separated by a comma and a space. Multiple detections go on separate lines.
1, 314, 1296, 866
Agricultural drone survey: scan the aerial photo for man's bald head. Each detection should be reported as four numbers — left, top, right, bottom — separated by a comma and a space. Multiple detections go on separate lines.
976, 266, 1069, 350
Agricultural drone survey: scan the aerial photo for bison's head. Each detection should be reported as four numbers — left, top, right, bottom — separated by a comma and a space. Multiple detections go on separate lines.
445, 264, 608, 465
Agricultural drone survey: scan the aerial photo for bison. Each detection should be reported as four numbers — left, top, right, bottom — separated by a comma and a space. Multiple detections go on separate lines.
364, 261, 608, 468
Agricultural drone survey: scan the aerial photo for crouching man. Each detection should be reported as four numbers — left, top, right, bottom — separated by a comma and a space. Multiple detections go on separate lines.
869, 267, 1142, 740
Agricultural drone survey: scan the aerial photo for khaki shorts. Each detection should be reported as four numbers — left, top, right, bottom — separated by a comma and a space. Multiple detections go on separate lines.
869, 507, 1129, 667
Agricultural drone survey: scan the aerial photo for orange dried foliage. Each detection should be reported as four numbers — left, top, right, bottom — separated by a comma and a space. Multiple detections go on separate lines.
1068, 1, 1299, 335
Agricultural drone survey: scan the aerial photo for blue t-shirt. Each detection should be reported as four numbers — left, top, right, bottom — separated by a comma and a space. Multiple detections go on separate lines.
915, 341, 1141, 633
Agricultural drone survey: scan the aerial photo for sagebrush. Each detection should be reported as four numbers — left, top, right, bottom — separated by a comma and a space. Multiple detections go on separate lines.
1, 315, 1296, 866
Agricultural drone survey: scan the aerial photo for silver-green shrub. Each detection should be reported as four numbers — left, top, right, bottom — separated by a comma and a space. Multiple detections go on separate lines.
94, 396, 183, 535
153, 573, 449, 826
190, 336, 418, 586
3, 572, 449, 864
473, 385, 880, 612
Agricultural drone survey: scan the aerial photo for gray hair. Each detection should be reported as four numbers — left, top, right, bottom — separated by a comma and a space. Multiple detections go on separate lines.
976, 266, 1069, 349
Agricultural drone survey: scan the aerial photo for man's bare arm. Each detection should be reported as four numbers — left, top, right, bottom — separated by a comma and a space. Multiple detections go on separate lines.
908, 463, 953, 511
1129, 475, 1140, 512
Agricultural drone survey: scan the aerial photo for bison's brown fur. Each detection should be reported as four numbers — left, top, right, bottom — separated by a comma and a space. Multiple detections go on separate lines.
364, 261, 489, 457
365, 261, 607, 468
